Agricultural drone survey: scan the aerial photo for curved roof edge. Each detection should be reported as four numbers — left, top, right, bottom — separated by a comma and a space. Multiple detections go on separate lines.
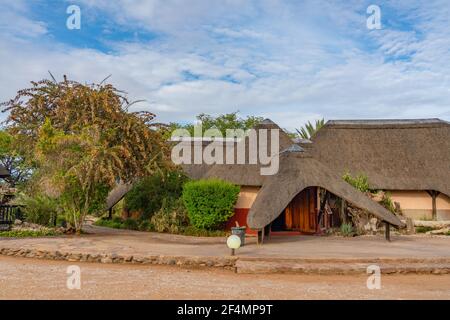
247, 157, 405, 229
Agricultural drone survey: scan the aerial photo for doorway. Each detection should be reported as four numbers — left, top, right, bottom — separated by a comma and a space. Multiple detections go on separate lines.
271, 187, 317, 234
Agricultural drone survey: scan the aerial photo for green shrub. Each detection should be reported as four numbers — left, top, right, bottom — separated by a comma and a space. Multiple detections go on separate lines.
112, 216, 123, 224
94, 218, 122, 229
55, 215, 67, 228
342, 172, 372, 193
0, 229, 58, 238
19, 194, 59, 226
122, 218, 139, 230
182, 179, 240, 230
151, 199, 188, 233
180, 226, 229, 237
138, 220, 153, 231
416, 226, 434, 233
379, 192, 396, 213
340, 222, 355, 237
124, 170, 188, 219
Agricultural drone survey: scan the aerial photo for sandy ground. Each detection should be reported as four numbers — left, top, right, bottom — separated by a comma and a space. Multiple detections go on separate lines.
1, 225, 449, 260
0, 255, 449, 300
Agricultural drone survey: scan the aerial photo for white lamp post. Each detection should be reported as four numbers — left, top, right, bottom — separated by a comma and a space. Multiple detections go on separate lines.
226, 234, 241, 256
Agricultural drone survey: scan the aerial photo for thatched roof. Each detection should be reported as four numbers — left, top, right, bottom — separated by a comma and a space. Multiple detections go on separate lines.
186, 119, 294, 185
309, 119, 450, 197
178, 118, 449, 229
185, 118, 450, 197
0, 165, 10, 178
247, 150, 404, 228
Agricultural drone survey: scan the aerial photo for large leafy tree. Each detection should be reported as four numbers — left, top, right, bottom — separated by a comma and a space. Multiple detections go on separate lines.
1, 76, 170, 233
163, 111, 264, 139
0, 130, 33, 186
296, 118, 325, 140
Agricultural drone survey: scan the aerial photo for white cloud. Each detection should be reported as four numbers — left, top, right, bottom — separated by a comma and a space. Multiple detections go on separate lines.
0, 0, 449, 130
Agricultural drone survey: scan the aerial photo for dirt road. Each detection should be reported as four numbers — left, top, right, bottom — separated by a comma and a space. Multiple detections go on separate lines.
0, 256, 449, 299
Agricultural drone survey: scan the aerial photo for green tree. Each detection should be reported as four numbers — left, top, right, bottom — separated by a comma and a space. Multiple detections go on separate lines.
2, 76, 171, 233
296, 118, 325, 140
0, 130, 33, 186
162, 112, 264, 139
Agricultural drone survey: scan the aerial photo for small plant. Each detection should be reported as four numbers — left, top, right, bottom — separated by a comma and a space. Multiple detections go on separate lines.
340, 222, 355, 237
138, 220, 153, 231
55, 215, 67, 228
94, 217, 123, 229
122, 218, 139, 230
151, 199, 188, 233
182, 179, 240, 230
180, 226, 229, 237
342, 172, 372, 193
379, 192, 396, 214
416, 226, 434, 233
0, 229, 59, 238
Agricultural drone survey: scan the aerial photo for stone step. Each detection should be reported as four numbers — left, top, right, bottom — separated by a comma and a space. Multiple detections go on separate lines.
236, 259, 450, 275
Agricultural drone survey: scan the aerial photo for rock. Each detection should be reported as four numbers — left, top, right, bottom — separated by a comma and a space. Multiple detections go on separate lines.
80, 254, 89, 262
414, 220, 450, 229
68, 253, 82, 261
168, 259, 176, 265
101, 256, 113, 264
14, 219, 22, 225
426, 227, 450, 235
406, 218, 415, 234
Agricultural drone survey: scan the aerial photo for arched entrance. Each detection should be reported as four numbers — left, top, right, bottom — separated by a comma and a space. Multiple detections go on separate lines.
270, 187, 342, 235
271, 187, 318, 234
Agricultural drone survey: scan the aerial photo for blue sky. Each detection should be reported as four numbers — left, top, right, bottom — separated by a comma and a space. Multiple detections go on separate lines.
1, 0, 449, 129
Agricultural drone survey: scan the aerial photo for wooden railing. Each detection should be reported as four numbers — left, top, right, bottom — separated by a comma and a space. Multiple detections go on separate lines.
0, 205, 24, 225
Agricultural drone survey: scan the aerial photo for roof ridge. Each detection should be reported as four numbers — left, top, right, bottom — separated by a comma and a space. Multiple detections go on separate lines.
324, 118, 449, 128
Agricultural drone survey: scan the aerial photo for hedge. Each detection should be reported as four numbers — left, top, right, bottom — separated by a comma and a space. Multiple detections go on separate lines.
124, 170, 188, 219
182, 179, 240, 230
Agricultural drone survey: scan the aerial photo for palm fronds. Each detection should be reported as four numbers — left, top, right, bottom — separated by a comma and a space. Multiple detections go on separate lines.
296, 118, 325, 140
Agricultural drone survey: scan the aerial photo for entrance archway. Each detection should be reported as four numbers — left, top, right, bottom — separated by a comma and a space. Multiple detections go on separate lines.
271, 187, 318, 234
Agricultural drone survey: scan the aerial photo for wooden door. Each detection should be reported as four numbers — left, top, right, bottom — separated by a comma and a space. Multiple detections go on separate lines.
284, 187, 317, 233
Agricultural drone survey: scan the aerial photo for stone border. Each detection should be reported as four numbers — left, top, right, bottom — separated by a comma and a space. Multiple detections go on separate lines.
235, 260, 450, 275
0, 247, 238, 271
1, 246, 450, 275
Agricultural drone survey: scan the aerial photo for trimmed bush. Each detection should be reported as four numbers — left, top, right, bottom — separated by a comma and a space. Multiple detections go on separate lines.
124, 170, 188, 219
182, 179, 240, 230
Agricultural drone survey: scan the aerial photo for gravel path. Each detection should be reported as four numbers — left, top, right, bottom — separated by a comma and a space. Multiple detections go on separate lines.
0, 256, 449, 300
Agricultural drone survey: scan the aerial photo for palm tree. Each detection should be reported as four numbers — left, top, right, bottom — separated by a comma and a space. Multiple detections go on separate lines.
296, 118, 325, 140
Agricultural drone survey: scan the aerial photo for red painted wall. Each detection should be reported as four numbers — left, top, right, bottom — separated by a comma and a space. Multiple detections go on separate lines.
225, 208, 257, 235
